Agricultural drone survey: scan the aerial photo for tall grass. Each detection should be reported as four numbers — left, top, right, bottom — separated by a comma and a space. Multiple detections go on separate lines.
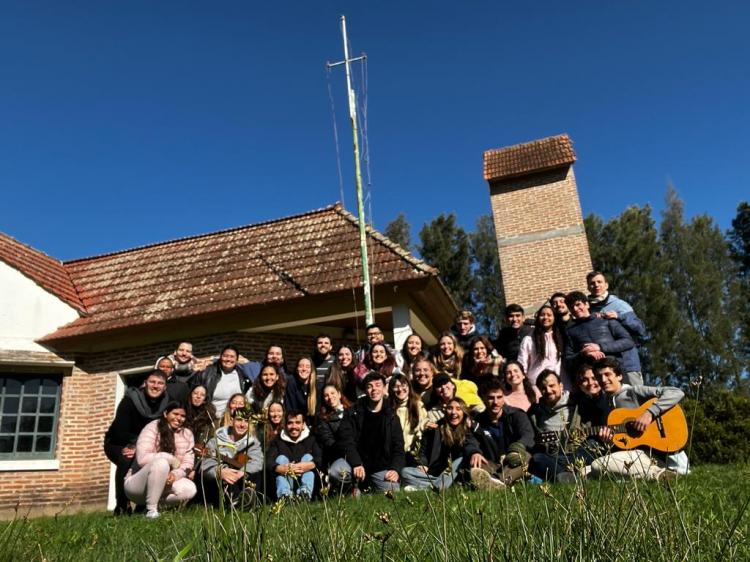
1, 465, 747, 561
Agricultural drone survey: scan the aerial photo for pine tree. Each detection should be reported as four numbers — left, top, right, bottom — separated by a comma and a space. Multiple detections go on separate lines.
470, 215, 504, 335
418, 213, 474, 309
384, 213, 412, 251
728, 202, 750, 383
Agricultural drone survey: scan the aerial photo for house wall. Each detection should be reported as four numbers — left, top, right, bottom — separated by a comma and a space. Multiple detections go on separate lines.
489, 166, 592, 312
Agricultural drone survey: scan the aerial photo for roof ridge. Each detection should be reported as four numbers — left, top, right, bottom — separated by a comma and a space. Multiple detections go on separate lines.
63, 204, 341, 264
332, 206, 438, 275
483, 133, 573, 156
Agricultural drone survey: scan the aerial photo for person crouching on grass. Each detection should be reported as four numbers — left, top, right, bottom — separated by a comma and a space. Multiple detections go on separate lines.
124, 401, 196, 519
200, 406, 263, 508
401, 398, 484, 491
266, 410, 322, 500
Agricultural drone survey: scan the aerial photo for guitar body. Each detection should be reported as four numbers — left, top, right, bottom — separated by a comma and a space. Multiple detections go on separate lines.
607, 398, 688, 453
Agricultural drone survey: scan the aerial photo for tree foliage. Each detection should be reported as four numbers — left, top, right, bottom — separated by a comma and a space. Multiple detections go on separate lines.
470, 215, 504, 335
384, 213, 411, 251
417, 213, 474, 309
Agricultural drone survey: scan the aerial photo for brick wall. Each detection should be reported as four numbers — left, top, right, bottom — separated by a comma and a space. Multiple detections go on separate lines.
0, 330, 359, 516
489, 165, 593, 311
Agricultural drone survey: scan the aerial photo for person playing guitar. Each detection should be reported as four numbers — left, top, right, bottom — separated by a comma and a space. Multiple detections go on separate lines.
589, 357, 689, 481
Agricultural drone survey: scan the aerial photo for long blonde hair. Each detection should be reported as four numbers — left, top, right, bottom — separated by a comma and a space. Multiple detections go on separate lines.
439, 398, 471, 449
432, 332, 464, 378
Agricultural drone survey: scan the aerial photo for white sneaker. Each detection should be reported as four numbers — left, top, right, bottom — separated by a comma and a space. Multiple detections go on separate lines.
470, 468, 506, 491
402, 485, 420, 493
145, 509, 160, 519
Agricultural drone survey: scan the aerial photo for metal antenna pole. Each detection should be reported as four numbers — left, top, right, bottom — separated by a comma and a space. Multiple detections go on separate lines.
328, 15, 373, 326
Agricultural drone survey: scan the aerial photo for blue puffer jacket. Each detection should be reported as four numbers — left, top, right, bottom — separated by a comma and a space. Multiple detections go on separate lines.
564, 316, 636, 372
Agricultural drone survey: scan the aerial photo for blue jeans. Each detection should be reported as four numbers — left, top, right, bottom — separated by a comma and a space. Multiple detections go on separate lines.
328, 458, 400, 492
401, 456, 463, 491
275, 454, 315, 498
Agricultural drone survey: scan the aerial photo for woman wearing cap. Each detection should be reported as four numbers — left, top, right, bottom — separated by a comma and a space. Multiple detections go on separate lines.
104, 370, 170, 516
124, 401, 196, 519
427, 374, 484, 423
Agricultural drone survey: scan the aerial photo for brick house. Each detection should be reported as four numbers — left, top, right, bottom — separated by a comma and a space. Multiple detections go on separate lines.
0, 204, 456, 516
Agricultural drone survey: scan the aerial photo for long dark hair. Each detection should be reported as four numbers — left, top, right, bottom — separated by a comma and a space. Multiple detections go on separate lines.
439, 398, 471, 448
400, 334, 428, 375
503, 361, 537, 406
532, 304, 564, 360
464, 335, 496, 374
253, 364, 287, 403
327, 344, 358, 399
365, 343, 397, 378
264, 401, 284, 444
184, 385, 216, 443
387, 373, 422, 432
156, 402, 185, 455
318, 384, 351, 421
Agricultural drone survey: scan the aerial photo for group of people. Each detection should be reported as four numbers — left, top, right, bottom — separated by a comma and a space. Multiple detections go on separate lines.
103, 270, 688, 519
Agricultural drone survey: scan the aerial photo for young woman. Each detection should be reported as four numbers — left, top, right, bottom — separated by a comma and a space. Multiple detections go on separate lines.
462, 336, 503, 386
364, 342, 399, 380
221, 393, 248, 428
573, 364, 607, 426
517, 304, 565, 386
284, 357, 318, 422
388, 374, 427, 465
326, 345, 360, 403
261, 401, 285, 449
502, 361, 540, 412
431, 332, 464, 379
314, 384, 352, 470
401, 398, 484, 491
412, 359, 436, 406
124, 402, 196, 519
399, 334, 428, 377
247, 365, 286, 414
184, 385, 217, 477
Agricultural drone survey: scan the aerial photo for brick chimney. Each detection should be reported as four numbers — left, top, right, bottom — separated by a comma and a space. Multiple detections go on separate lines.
483, 134, 592, 313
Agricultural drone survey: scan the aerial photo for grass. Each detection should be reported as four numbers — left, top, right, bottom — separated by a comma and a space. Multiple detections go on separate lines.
1, 464, 748, 561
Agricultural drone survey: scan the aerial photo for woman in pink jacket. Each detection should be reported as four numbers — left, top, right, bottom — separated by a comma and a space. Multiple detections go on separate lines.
124, 401, 196, 519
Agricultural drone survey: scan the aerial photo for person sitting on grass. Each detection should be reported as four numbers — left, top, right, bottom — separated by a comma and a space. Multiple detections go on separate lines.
184, 384, 217, 480
104, 370, 170, 516
502, 361, 540, 412
266, 410, 322, 501
315, 384, 352, 472
470, 378, 535, 490
124, 401, 196, 519
329, 372, 405, 494
201, 406, 263, 508
402, 398, 485, 491
588, 357, 688, 481
388, 373, 428, 466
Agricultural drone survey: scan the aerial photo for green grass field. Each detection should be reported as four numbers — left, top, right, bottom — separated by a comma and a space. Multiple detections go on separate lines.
1, 465, 748, 562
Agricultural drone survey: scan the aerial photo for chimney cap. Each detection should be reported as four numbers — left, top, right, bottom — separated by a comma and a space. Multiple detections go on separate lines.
483, 134, 576, 182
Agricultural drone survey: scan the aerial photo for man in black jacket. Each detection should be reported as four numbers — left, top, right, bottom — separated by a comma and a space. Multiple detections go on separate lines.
328, 372, 405, 493
470, 378, 535, 489
267, 410, 322, 500
494, 304, 533, 362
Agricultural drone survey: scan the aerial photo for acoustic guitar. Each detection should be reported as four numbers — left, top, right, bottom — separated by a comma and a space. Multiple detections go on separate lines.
537, 398, 688, 453
221, 452, 250, 471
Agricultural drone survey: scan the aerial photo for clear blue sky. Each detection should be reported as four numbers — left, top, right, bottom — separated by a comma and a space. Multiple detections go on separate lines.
1, 1, 747, 261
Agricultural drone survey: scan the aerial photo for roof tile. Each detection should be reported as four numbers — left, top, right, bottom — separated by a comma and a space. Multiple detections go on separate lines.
483, 134, 576, 181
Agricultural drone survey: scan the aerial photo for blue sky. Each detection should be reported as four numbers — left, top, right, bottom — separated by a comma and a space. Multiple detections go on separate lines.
1, 1, 748, 261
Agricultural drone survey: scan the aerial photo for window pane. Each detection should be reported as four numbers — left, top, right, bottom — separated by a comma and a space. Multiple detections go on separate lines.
19, 416, 36, 432
41, 378, 59, 395
35, 435, 52, 452
21, 397, 38, 414
39, 397, 56, 414
23, 379, 41, 394
0, 416, 17, 433
0, 436, 13, 453
3, 397, 19, 414
3, 378, 21, 394
17, 435, 33, 452
37, 416, 54, 433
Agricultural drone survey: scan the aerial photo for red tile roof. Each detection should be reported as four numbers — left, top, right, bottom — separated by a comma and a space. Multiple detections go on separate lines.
0, 232, 85, 312
483, 134, 576, 181
38, 204, 437, 342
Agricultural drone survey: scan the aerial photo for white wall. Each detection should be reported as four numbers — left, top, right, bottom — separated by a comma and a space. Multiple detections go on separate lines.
0, 261, 80, 351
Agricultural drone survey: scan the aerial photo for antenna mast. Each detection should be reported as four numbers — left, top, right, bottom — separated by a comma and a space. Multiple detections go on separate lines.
327, 15, 373, 326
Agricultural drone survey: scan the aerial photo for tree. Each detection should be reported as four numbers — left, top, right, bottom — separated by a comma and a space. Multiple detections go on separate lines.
660, 187, 743, 387
384, 213, 411, 251
728, 202, 750, 278
418, 213, 474, 309
470, 215, 504, 335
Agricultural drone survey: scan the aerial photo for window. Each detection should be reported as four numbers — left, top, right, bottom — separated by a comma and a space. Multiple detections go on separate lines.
0, 374, 62, 460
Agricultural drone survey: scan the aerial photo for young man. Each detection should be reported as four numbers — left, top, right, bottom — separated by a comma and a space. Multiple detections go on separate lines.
312, 334, 335, 385
267, 410, 322, 500
470, 378, 535, 489
329, 372, 404, 493
155, 355, 190, 406
356, 323, 398, 365
586, 271, 647, 385
589, 357, 687, 481
528, 369, 604, 482
549, 292, 573, 329
451, 310, 481, 349
169, 341, 198, 378
201, 406, 264, 507
494, 304, 533, 362
564, 292, 638, 384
